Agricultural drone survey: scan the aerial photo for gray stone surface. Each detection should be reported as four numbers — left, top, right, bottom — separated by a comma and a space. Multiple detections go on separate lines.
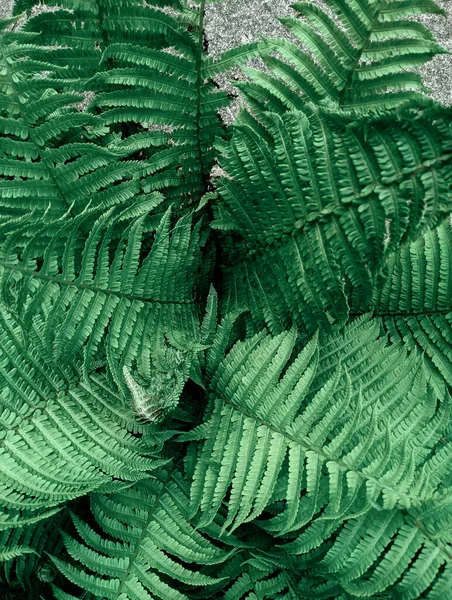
0, 0, 13, 19
417, 2, 452, 105
1, 0, 451, 105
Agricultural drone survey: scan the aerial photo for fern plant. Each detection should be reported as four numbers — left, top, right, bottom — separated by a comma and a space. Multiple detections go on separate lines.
0, 0, 452, 598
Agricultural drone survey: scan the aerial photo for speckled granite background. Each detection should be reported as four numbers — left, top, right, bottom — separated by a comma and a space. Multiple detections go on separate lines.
0, 0, 12, 18
1, 0, 451, 105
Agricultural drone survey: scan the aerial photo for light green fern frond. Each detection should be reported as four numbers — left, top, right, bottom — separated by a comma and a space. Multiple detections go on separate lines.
51, 466, 235, 599
182, 313, 452, 597
293, 496, 452, 598
0, 302, 164, 530
184, 314, 449, 536
238, 0, 447, 114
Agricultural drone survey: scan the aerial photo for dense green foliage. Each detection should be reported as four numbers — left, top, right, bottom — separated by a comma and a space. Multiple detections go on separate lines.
0, 0, 452, 598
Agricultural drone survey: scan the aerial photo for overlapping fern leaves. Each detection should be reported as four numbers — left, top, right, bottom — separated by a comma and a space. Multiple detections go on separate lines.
0, 14, 173, 238
1, 0, 452, 598
182, 314, 452, 597
51, 467, 236, 599
215, 104, 452, 333
0, 302, 166, 531
0, 195, 204, 389
186, 317, 442, 530
10, 0, 259, 208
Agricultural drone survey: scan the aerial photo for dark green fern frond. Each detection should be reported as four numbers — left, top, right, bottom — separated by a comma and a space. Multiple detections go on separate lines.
373, 216, 452, 390
0, 196, 203, 390
215, 105, 452, 334
0, 25, 151, 226
209, 552, 301, 600
1, 511, 68, 590
89, 0, 259, 208
0, 302, 164, 530
10, 0, 260, 211
51, 466, 235, 600
239, 0, 447, 114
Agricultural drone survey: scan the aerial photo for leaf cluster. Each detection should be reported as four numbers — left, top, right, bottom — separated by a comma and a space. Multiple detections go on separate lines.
0, 1, 452, 598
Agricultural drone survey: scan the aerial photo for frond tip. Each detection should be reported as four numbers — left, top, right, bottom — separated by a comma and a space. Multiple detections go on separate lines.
241, 0, 448, 113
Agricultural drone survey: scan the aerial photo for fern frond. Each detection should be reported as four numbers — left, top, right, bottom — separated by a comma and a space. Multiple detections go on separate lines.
0, 28, 152, 226
184, 314, 449, 537
182, 313, 452, 597
9, 0, 260, 211
241, 0, 447, 113
216, 105, 452, 333
0, 196, 203, 389
373, 217, 452, 389
1, 510, 68, 588
52, 466, 234, 599
0, 547, 37, 562
293, 497, 452, 598
213, 552, 300, 600
0, 303, 164, 530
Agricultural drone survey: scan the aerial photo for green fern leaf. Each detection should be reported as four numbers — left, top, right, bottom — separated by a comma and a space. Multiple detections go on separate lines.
0, 303, 163, 529
299, 495, 452, 597
216, 105, 452, 333
241, 0, 447, 113
0, 197, 202, 389
52, 466, 234, 599
184, 314, 449, 536
373, 217, 452, 390
0, 27, 152, 226
9, 0, 259, 211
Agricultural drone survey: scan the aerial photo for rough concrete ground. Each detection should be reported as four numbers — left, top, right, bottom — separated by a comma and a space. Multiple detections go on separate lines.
0, 0, 451, 105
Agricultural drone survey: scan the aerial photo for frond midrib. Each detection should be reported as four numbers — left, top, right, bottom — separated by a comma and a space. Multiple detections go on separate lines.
194, 0, 209, 187
213, 390, 427, 506
0, 261, 198, 306
337, 7, 380, 106
225, 135, 452, 250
